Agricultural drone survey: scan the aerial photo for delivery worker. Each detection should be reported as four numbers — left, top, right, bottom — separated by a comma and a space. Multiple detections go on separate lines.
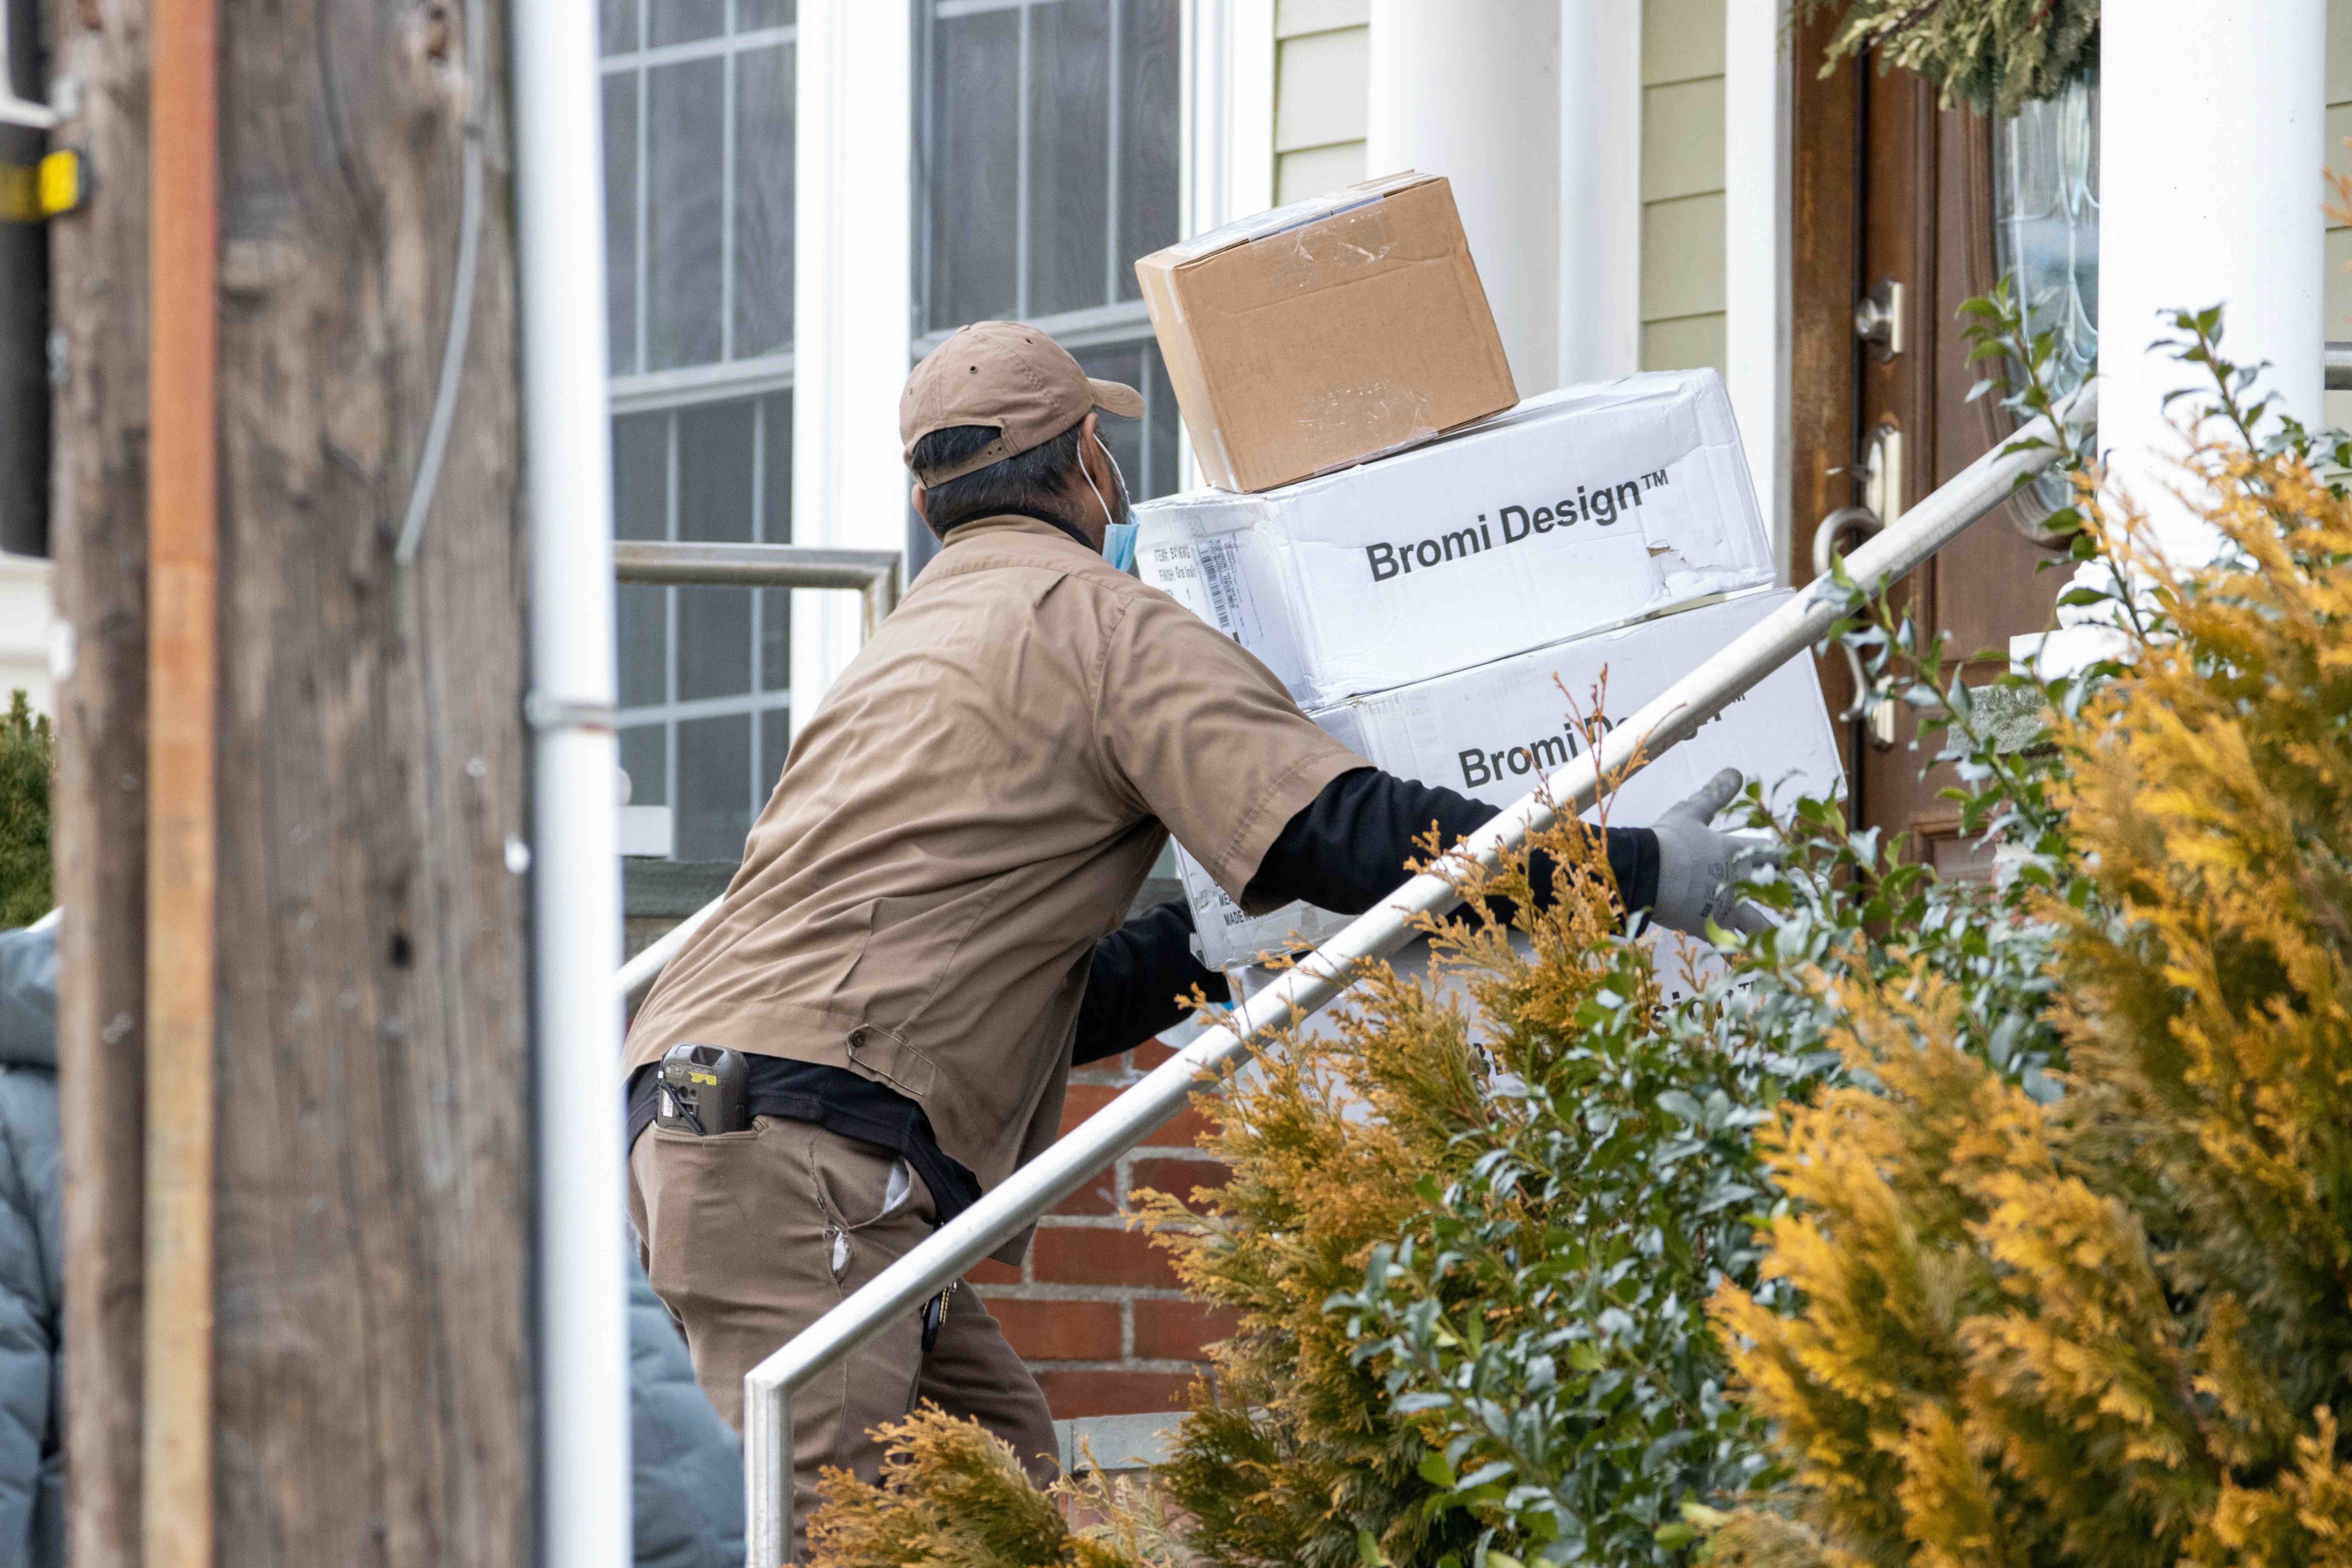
621, 322, 1772, 1550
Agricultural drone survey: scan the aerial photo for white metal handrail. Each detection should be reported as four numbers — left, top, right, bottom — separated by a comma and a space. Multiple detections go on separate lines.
714, 384, 2095, 1564
614, 540, 902, 641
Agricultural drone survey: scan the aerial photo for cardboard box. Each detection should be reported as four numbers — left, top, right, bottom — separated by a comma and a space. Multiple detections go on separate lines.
1134, 369, 1773, 710
1133, 173, 1517, 493
1178, 589, 1843, 970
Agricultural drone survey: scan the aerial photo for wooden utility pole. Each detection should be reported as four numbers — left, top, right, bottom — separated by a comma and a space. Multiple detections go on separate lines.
50, 0, 536, 1557
50, 0, 157, 1554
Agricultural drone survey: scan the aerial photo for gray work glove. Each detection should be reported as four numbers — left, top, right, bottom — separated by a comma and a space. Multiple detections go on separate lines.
1647, 768, 1782, 940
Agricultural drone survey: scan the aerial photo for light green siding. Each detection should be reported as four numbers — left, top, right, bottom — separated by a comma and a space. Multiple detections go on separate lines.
1274, 1, 1368, 203
1641, 0, 1725, 87
1642, 192, 1726, 320
1640, 78, 1725, 202
1642, 313, 1728, 376
1639, 0, 1726, 378
1276, 0, 1366, 37
1277, 139, 1368, 203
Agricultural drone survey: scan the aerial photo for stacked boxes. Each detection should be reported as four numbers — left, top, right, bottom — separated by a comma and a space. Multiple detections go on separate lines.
1174, 590, 1843, 969
1131, 368, 1841, 972
1134, 372, 1777, 709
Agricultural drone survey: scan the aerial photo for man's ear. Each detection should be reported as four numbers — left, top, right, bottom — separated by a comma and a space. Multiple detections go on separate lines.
911, 483, 929, 522
1074, 411, 1104, 491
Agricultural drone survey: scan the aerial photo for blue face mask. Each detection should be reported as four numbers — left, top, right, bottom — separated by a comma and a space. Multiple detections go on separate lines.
1081, 429, 1138, 574
1103, 520, 1138, 574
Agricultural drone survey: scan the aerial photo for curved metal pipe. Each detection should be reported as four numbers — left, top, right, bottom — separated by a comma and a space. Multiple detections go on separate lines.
1810, 504, 1882, 726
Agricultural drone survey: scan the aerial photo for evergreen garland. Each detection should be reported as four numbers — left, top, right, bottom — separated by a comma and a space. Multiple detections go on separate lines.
0, 692, 51, 928
1796, 0, 2099, 116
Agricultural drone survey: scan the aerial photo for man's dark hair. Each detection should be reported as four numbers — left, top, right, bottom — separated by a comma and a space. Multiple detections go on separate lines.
913, 420, 1086, 536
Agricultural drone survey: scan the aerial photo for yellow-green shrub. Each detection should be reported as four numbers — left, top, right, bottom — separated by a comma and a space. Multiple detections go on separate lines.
1711, 379, 2352, 1566
803, 1404, 1175, 1568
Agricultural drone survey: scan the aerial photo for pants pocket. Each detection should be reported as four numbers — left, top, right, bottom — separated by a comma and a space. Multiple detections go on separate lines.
806, 1136, 927, 1282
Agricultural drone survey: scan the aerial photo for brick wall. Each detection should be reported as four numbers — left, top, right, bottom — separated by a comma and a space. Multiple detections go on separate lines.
981, 1031, 1243, 1420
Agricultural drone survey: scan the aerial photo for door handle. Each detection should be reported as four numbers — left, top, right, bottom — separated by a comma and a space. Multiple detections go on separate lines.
1853, 277, 1904, 360
1811, 504, 1897, 747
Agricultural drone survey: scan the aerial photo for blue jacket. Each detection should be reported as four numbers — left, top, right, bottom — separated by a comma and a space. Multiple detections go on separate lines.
629, 1253, 744, 1567
0, 921, 741, 1566
0, 922, 62, 1568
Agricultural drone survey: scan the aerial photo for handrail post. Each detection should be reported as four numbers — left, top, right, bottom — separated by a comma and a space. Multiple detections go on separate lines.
744, 1381, 790, 1566
730, 385, 2095, 1565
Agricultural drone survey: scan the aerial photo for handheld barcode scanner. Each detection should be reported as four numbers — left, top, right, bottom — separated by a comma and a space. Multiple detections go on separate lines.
657, 1043, 750, 1135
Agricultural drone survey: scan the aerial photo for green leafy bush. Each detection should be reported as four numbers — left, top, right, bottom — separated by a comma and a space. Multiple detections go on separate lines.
0, 691, 51, 927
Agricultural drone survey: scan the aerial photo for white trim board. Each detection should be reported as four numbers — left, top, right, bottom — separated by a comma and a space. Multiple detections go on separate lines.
790, 3, 913, 737
1722, 0, 1792, 581
1559, 1, 1643, 387
1177, 0, 1276, 489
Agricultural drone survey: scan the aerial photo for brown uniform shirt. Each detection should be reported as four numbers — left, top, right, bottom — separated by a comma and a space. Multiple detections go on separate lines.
623, 515, 1365, 1210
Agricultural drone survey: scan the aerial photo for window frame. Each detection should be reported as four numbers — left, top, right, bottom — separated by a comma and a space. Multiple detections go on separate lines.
611, 392, 797, 863
602, 8, 800, 401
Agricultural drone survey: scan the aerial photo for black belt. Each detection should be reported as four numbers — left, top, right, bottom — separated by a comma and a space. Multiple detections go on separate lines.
624, 1059, 985, 1227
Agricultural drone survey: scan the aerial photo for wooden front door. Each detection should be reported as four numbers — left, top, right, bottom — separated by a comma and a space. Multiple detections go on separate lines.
1787, 21, 2071, 873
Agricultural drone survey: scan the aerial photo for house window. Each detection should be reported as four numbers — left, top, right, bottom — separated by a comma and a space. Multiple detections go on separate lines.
613, 393, 796, 862
910, 0, 1184, 569
601, 0, 795, 860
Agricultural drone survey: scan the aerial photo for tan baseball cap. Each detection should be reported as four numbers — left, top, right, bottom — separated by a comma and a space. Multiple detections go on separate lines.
901, 321, 1146, 486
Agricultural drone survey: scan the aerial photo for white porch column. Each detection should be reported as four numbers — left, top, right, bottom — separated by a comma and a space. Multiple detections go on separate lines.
792, 5, 914, 735
1177, 0, 1275, 491
1557, 1, 1642, 389
2092, 0, 2325, 577
1366, 0, 1562, 393
1723, 0, 1792, 577
1183, 0, 1276, 240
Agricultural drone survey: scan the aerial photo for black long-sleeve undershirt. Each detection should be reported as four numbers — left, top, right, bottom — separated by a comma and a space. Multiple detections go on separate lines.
1239, 766, 1657, 920
1070, 767, 1660, 1064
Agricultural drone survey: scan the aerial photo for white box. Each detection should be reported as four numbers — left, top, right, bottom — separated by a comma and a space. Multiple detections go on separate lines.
1134, 370, 1772, 709
1180, 590, 1843, 970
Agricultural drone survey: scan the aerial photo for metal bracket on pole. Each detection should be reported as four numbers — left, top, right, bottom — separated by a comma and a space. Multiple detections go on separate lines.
0, 25, 65, 130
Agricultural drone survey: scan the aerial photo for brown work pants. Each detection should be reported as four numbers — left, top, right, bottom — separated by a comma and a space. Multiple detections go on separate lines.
629, 1116, 1058, 1558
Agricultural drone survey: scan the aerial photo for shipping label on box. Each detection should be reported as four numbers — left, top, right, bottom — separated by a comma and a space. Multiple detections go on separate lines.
1179, 589, 1843, 970
1135, 172, 1517, 494
1135, 370, 1772, 710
